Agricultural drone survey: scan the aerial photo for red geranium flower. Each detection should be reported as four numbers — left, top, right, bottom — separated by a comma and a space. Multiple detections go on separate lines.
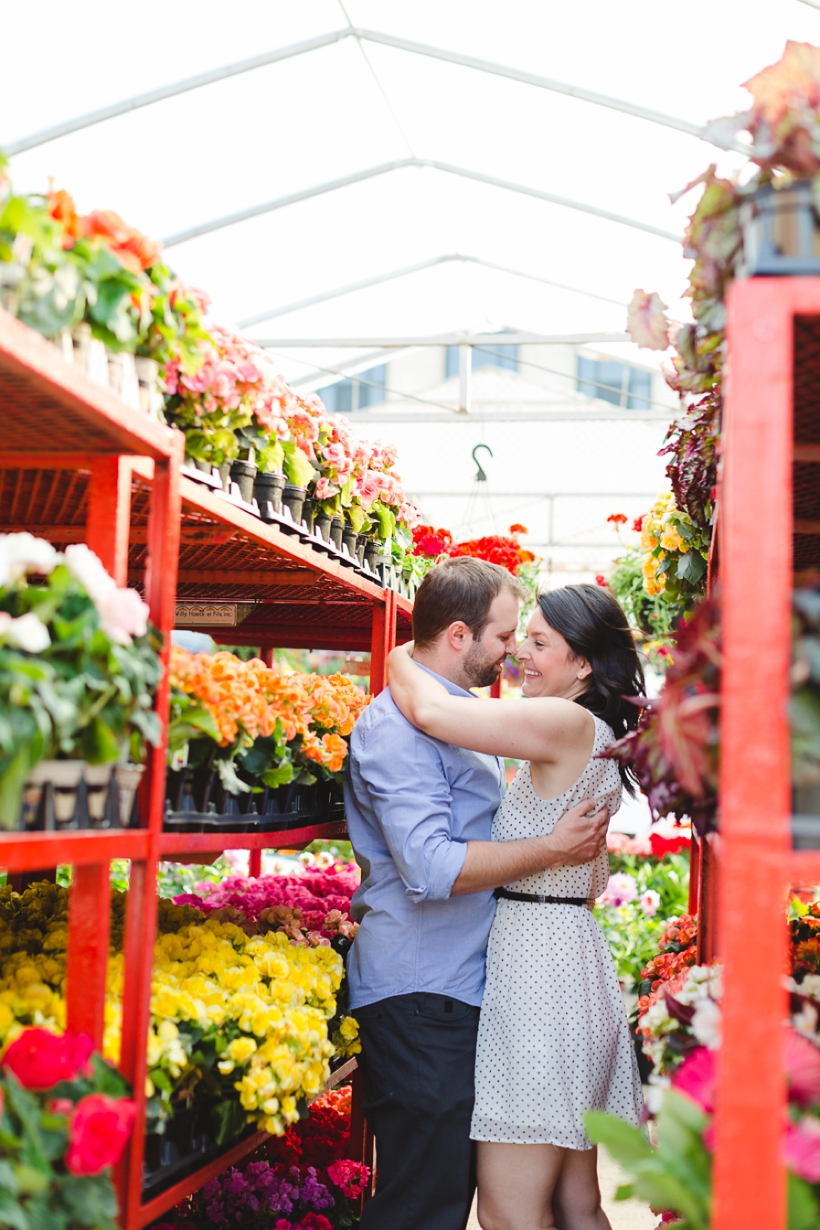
649, 832, 691, 857
607, 513, 628, 525
632, 515, 645, 533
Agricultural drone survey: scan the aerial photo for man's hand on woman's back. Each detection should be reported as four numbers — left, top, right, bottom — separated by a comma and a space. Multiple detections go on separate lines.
547, 798, 610, 866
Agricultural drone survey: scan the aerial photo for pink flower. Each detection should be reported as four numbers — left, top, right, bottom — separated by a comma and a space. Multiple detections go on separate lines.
327, 1158, 371, 1196
65, 1093, 136, 1176
356, 473, 384, 510
627, 289, 671, 350
671, 1046, 715, 1114
100, 586, 150, 645
322, 443, 350, 470
3, 1028, 94, 1089
314, 477, 340, 500
639, 890, 661, 917
784, 1117, 820, 1183
786, 1029, 820, 1107
599, 872, 638, 908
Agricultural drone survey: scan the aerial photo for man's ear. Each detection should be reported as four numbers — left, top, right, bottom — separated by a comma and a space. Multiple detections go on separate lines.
445, 620, 471, 653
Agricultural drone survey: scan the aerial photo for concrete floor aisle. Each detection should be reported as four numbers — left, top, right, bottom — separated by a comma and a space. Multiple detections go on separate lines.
464, 1148, 657, 1229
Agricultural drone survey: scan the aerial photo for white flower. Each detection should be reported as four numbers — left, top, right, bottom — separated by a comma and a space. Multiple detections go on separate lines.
793, 1000, 820, 1039
639, 890, 661, 917
4, 612, 51, 653
692, 998, 722, 1050
795, 975, 820, 1003
99, 586, 149, 645
64, 543, 117, 607
0, 533, 61, 587
644, 1073, 671, 1115
64, 544, 148, 645
627, 288, 671, 350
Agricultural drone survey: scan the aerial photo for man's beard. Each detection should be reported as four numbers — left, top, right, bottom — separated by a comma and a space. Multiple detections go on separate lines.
462, 641, 505, 689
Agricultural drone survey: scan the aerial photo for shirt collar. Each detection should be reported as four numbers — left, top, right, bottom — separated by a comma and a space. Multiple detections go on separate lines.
414, 661, 476, 699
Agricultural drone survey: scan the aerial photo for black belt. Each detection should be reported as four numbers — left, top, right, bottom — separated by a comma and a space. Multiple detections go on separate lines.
494, 887, 593, 906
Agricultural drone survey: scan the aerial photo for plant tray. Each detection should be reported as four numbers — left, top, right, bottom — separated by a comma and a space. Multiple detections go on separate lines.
11, 761, 142, 834
163, 770, 345, 834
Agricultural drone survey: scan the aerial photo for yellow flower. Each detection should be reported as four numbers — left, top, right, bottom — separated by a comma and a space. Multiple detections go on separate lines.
226, 1036, 257, 1064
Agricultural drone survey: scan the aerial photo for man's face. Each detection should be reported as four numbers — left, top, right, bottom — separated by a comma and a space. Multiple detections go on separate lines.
462, 590, 520, 688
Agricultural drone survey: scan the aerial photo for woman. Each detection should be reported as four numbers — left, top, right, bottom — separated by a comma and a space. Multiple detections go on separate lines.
387, 583, 644, 1230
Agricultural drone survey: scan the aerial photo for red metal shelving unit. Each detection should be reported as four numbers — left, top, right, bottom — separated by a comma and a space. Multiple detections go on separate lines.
0, 309, 407, 1227
707, 278, 820, 1230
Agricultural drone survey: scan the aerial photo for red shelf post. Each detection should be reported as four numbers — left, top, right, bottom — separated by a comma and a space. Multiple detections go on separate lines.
713, 278, 794, 1230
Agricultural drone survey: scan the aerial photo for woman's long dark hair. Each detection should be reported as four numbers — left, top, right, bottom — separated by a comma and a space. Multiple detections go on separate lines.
537, 584, 645, 793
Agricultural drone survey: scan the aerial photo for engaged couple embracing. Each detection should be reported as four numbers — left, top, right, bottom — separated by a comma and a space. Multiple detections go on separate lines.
343, 558, 644, 1230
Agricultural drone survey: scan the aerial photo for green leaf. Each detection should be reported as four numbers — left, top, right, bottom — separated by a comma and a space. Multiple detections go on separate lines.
788, 1174, 820, 1230
56, 1172, 118, 1229
584, 1112, 652, 1165
261, 762, 294, 788
211, 1098, 246, 1146
282, 441, 316, 489
0, 1190, 29, 1230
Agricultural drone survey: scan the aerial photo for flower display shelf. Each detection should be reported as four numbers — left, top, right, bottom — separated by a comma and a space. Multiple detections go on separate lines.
139, 1057, 359, 1216
0, 312, 399, 1227
706, 276, 820, 1230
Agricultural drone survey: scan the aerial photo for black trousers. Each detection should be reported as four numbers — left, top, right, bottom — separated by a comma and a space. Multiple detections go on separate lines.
355, 992, 481, 1230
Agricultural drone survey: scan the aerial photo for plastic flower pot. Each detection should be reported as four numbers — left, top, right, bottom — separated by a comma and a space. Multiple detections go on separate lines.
313, 511, 332, 542
342, 526, 358, 556
281, 484, 306, 525
740, 181, 820, 276
364, 540, 381, 571
355, 532, 368, 565
218, 461, 231, 491
253, 471, 286, 521
303, 497, 316, 533
230, 459, 257, 505
329, 515, 344, 550
134, 356, 163, 420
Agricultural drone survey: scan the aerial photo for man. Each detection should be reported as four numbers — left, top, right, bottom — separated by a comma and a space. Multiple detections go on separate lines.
344, 558, 610, 1230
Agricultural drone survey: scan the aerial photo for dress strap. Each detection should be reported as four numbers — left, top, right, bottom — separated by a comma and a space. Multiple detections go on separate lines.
494, 888, 594, 906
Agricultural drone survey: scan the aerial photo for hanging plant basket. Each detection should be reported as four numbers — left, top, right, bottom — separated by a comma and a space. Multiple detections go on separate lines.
740, 181, 820, 276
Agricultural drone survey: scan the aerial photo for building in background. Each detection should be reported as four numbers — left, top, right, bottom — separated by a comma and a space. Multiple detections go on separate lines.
307, 339, 677, 587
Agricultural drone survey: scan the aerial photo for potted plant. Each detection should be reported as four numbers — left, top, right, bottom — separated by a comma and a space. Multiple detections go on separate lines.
0, 533, 162, 830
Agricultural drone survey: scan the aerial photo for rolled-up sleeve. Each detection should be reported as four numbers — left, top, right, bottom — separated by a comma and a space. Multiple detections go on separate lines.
356, 716, 466, 902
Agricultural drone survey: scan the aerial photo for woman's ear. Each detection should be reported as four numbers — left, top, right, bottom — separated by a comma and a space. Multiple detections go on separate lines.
576, 658, 592, 680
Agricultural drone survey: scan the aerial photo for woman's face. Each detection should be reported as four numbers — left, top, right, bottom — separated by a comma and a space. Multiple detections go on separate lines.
516, 607, 591, 700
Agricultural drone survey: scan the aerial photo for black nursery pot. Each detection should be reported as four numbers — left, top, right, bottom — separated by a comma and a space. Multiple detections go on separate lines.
281, 484, 306, 525
355, 532, 367, 565
342, 526, 358, 556
254, 471, 286, 520
230, 459, 257, 504
303, 498, 315, 533
313, 511, 332, 542
329, 515, 344, 550
364, 539, 382, 570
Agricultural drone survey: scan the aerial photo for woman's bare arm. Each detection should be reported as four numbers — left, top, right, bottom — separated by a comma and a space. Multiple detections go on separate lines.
387, 643, 592, 762
451, 797, 610, 894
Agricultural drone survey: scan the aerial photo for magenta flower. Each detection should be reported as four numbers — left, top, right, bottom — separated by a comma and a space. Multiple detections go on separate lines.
785, 1117, 820, 1182
786, 1029, 820, 1107
671, 1046, 715, 1114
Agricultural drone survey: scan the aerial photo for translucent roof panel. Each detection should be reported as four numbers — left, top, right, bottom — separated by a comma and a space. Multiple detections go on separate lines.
3, 0, 819, 389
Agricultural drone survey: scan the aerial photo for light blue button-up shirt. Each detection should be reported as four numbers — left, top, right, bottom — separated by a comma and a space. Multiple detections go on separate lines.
343, 667, 505, 1010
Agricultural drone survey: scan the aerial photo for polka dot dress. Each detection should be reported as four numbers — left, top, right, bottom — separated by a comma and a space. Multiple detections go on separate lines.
470, 715, 644, 1149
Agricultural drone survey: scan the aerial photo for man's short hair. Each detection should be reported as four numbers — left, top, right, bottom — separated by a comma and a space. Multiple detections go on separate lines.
412, 557, 526, 649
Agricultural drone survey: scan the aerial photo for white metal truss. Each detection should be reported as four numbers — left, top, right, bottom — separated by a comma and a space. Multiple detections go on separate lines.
162, 158, 679, 249
237, 254, 625, 329
252, 331, 629, 347
3, 27, 745, 157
